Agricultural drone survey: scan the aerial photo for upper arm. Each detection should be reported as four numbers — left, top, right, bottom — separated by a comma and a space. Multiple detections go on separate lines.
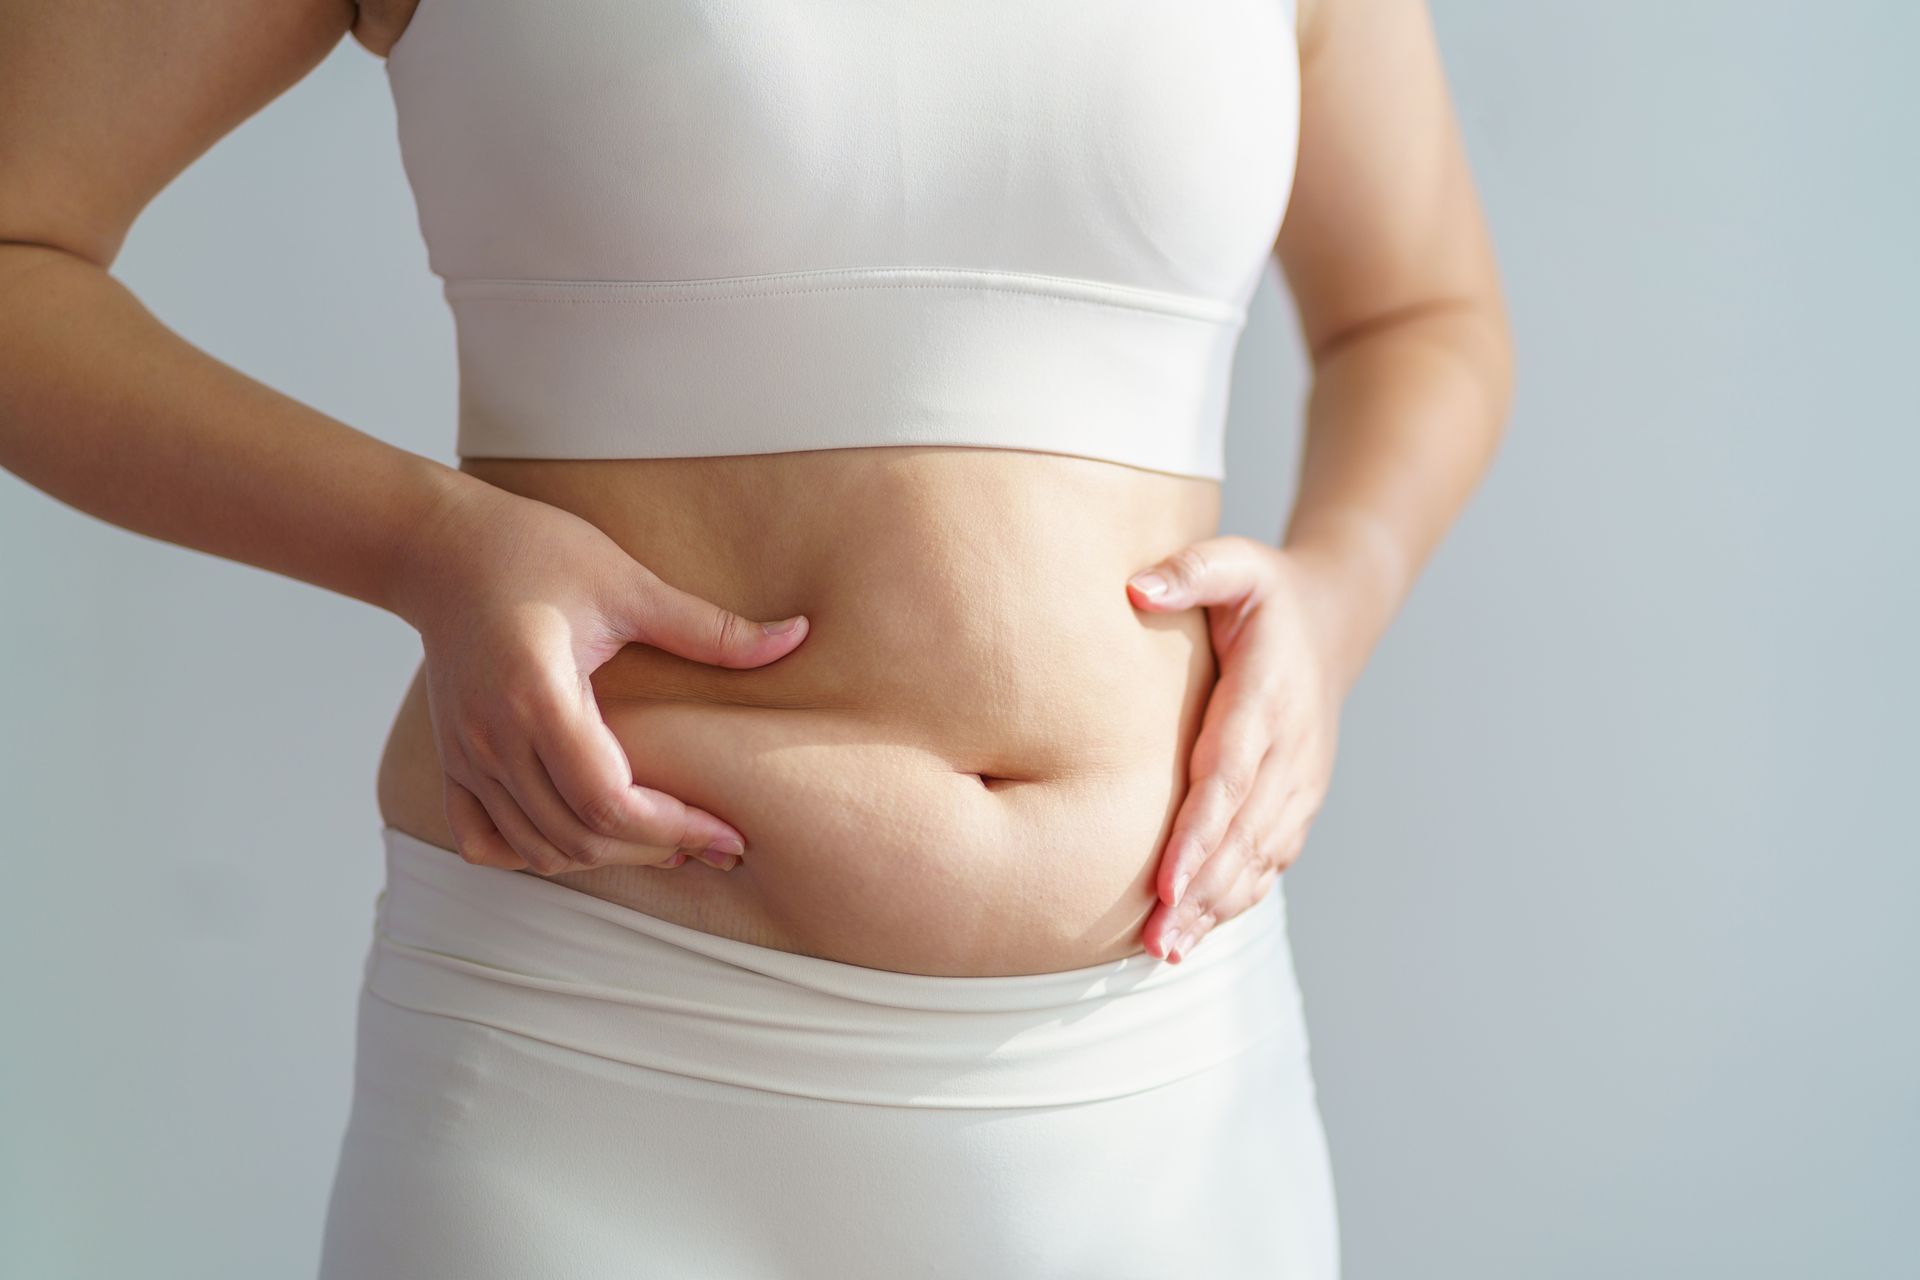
0, 0, 359, 270
1275, 0, 1509, 363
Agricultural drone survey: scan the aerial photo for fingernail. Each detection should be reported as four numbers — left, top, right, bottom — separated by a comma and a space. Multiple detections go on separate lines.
705, 835, 745, 857
698, 850, 738, 871
1129, 572, 1169, 599
663, 852, 688, 868
1164, 928, 1187, 960
1171, 868, 1192, 905
763, 615, 805, 635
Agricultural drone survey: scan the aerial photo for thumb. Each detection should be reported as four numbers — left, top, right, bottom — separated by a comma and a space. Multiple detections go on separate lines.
1126, 535, 1275, 611
612, 564, 809, 669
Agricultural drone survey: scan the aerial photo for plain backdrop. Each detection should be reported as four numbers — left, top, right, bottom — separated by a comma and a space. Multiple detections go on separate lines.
3, 4, 1914, 1277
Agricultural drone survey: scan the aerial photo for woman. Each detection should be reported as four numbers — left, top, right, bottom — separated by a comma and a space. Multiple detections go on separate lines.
0, 0, 1510, 1274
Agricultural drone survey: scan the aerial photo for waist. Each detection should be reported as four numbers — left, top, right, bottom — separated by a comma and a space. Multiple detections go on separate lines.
469, 447, 1218, 762
379, 448, 1220, 973
365, 824, 1301, 1108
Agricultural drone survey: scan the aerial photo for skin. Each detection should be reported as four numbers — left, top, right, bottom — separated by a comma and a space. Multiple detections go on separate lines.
1142, 0, 1516, 959
0, 0, 1510, 972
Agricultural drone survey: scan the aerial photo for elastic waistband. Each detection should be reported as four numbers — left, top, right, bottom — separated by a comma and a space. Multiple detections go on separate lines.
366, 826, 1303, 1108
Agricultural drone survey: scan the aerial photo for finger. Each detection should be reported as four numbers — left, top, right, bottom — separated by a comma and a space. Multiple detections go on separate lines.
443, 777, 529, 870
1126, 535, 1276, 612
1164, 824, 1295, 963
483, 661, 747, 859
482, 762, 737, 875
450, 763, 690, 873
1181, 849, 1289, 961
1232, 864, 1284, 920
1155, 748, 1293, 959
1174, 789, 1315, 961
465, 764, 580, 876
526, 752, 741, 871
1162, 857, 1262, 964
530, 684, 749, 858
506, 739, 741, 872
607, 563, 810, 670
1158, 673, 1279, 908
1184, 861, 1282, 961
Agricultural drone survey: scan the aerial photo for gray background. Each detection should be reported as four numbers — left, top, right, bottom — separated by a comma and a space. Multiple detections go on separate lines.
3, 4, 1914, 1276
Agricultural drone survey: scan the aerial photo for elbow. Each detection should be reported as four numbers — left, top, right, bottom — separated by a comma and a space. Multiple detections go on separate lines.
1475, 286, 1517, 444
0, 235, 109, 301
0, 237, 118, 348
1445, 291, 1514, 474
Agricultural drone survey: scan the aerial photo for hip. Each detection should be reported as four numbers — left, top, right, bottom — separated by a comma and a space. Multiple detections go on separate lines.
320, 827, 1336, 1277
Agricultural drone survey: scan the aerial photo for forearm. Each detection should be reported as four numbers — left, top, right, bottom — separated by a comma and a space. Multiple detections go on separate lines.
1279, 301, 1514, 698
0, 241, 476, 619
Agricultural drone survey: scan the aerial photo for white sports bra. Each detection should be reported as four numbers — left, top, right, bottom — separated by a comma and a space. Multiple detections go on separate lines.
384, 0, 1300, 481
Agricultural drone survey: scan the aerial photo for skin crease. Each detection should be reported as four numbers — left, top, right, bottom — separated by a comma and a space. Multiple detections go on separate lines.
0, 0, 1511, 975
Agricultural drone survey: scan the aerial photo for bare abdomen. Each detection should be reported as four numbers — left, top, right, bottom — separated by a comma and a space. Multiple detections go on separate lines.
376, 446, 1220, 976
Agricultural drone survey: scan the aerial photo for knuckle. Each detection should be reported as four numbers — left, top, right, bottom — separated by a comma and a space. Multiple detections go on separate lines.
1170, 826, 1211, 868
1176, 906, 1215, 940
557, 829, 618, 869
1166, 545, 1210, 587
461, 717, 506, 770
1212, 768, 1253, 807
524, 847, 570, 876
574, 786, 631, 838
712, 607, 745, 657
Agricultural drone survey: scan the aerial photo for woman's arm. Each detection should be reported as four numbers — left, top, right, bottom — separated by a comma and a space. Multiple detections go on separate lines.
1128, 0, 1513, 961
1272, 0, 1516, 698
0, 0, 807, 872
0, 1, 465, 616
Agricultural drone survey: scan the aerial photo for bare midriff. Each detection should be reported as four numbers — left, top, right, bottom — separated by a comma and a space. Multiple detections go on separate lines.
375, 446, 1220, 976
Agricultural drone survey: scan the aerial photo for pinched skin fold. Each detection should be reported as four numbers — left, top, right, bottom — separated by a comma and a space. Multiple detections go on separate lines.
377, 447, 1220, 977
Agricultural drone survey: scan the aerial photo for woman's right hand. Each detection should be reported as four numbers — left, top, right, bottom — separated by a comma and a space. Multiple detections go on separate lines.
387, 474, 809, 876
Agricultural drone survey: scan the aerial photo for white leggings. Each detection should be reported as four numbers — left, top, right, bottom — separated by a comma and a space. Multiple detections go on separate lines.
318, 828, 1340, 1278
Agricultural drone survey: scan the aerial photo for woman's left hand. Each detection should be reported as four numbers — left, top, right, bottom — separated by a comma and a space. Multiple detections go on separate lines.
1126, 536, 1348, 963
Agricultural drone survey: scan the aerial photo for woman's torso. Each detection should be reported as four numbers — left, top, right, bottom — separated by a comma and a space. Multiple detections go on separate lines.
378, 448, 1219, 977
370, 0, 1298, 976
